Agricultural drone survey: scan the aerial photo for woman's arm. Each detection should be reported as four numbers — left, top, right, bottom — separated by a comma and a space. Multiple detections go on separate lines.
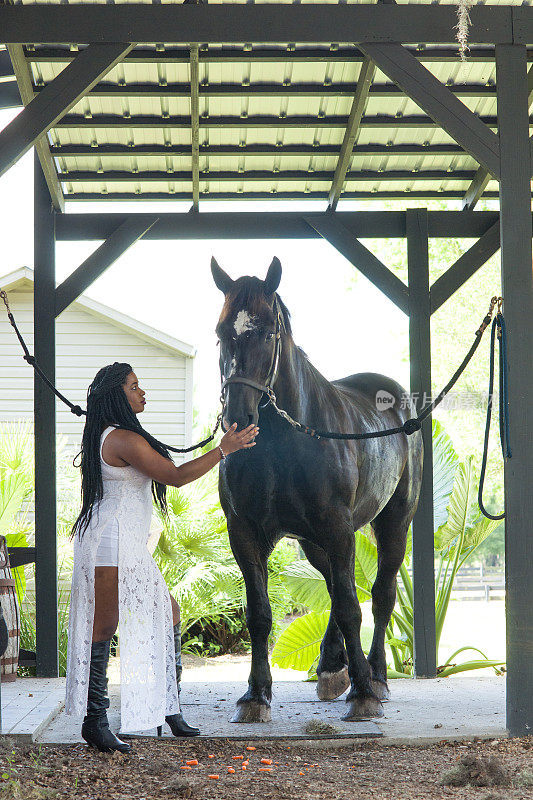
105, 424, 257, 488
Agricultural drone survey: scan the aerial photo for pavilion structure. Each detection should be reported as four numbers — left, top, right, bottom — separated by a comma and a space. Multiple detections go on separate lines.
0, 0, 531, 738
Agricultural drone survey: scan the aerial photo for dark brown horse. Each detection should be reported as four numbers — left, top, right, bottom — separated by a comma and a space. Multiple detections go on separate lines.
212, 257, 423, 722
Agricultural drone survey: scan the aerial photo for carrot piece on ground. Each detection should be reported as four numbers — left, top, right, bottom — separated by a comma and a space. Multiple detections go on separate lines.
232, 755, 244, 760
242, 760, 249, 766
299, 771, 304, 775
246, 746, 256, 751
208, 774, 219, 780
260, 759, 272, 765
227, 767, 236, 774
208, 754, 215, 759
258, 768, 272, 772
242, 765, 247, 771
180, 766, 191, 770
186, 759, 198, 766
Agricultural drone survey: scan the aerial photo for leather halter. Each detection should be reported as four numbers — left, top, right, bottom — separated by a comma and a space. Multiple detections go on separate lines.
221, 295, 285, 404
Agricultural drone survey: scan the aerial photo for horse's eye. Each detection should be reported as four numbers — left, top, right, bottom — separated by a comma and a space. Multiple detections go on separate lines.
266, 332, 275, 341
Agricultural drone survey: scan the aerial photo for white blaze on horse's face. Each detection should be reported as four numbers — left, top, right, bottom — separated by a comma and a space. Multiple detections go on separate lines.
234, 310, 258, 337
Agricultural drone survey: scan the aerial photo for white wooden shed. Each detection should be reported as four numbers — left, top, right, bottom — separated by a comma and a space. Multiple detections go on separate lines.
0, 267, 195, 454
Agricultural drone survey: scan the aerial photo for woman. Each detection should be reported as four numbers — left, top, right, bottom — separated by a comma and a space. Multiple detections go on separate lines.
65, 362, 257, 753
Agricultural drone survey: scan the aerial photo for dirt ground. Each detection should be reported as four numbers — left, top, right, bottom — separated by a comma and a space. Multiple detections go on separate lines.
0, 735, 532, 800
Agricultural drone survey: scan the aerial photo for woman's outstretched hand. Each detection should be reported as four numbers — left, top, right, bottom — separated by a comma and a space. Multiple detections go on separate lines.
220, 422, 258, 455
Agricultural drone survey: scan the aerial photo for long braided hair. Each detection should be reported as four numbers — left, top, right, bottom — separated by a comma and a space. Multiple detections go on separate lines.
71, 362, 172, 538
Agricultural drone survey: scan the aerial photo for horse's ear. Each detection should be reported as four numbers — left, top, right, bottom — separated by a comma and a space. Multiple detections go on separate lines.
264, 257, 282, 296
211, 257, 234, 295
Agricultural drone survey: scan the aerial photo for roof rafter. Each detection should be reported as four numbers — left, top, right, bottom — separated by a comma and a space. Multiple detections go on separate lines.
462, 62, 533, 209
0, 42, 134, 180
358, 42, 501, 179
24, 45, 523, 65
52, 113, 502, 129
64, 190, 501, 202
32, 81, 500, 100
6, 44, 64, 211
50, 143, 468, 158
328, 57, 376, 211
58, 168, 479, 183
190, 43, 200, 211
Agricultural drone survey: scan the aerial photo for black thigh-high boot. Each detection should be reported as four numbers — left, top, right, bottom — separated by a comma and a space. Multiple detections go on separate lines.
157, 623, 200, 737
81, 640, 132, 753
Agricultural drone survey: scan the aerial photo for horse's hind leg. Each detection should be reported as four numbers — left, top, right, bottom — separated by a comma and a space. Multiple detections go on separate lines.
300, 540, 349, 701
368, 477, 414, 700
323, 526, 383, 720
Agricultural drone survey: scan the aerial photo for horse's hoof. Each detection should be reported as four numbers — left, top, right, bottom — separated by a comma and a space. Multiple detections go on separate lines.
371, 679, 390, 701
316, 667, 350, 701
342, 695, 384, 721
230, 702, 272, 723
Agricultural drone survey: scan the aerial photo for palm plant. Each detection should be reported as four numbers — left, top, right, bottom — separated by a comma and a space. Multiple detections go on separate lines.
272, 420, 505, 679
0, 422, 34, 604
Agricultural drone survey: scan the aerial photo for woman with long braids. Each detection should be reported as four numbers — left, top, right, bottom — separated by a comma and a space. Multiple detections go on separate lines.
65, 362, 257, 753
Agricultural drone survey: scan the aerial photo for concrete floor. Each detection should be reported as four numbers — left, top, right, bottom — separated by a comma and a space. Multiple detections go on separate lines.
32, 675, 506, 746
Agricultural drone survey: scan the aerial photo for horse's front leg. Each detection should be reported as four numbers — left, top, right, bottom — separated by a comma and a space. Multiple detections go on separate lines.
227, 517, 273, 723
325, 528, 383, 720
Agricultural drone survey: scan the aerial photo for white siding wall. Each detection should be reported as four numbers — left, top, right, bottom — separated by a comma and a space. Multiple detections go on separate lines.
0, 282, 193, 455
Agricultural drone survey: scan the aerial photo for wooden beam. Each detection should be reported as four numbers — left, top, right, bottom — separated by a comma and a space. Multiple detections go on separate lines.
58, 168, 478, 184
33, 154, 58, 678
0, 48, 14, 79
0, 80, 20, 110
496, 43, 533, 739
328, 58, 376, 211
463, 63, 533, 210
429, 220, 501, 313
190, 44, 200, 212
305, 213, 409, 314
358, 42, 500, 179
55, 217, 158, 316
53, 112, 501, 130
55, 210, 501, 241
0, 43, 134, 179
462, 166, 492, 212
32, 80, 500, 100
50, 143, 467, 158
24, 45, 528, 65
0, 5, 514, 45
64, 189, 502, 203
407, 207, 437, 680
6, 45, 64, 211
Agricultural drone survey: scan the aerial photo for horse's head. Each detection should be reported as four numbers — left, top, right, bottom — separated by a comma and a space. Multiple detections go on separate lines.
212, 256, 286, 431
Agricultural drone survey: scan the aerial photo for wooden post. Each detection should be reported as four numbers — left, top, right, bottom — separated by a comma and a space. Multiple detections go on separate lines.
496, 44, 533, 737
34, 153, 58, 677
407, 207, 437, 678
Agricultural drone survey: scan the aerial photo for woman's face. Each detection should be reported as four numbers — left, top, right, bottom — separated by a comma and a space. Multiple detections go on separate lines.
123, 371, 146, 414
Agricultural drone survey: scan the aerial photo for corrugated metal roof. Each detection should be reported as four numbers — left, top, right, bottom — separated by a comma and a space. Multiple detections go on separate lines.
10, 0, 531, 205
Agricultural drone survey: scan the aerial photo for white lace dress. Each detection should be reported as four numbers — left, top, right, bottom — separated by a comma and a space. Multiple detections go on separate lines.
65, 427, 180, 733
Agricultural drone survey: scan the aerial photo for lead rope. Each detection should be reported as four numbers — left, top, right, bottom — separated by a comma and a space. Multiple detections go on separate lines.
0, 289, 221, 454
477, 307, 510, 520
267, 297, 501, 442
